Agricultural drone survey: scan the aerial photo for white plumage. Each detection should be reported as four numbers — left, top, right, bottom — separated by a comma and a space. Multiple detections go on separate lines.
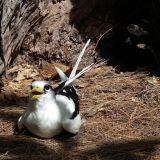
18, 39, 93, 138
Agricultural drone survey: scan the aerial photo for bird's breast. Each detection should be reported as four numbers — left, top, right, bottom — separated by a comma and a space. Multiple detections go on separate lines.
24, 103, 63, 138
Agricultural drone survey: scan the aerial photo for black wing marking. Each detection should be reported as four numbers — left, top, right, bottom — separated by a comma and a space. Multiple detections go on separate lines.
54, 81, 66, 93
55, 85, 79, 120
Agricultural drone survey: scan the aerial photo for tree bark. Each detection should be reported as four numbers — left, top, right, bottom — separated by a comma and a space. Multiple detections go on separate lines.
0, 0, 50, 75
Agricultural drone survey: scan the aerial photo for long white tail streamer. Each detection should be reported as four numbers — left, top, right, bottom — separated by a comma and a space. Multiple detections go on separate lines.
54, 39, 93, 92
64, 63, 94, 88
69, 39, 91, 79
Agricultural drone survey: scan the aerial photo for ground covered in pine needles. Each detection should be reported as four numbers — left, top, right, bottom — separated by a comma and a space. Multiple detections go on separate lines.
0, 1, 160, 159
0, 64, 160, 160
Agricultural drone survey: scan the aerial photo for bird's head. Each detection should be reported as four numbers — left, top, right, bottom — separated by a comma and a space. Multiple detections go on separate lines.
30, 80, 54, 101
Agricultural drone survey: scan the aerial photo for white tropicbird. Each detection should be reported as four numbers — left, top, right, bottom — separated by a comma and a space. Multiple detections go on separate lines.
18, 39, 93, 138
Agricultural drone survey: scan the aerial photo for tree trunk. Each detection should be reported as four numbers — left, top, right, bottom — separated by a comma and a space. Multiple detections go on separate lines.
0, 0, 50, 75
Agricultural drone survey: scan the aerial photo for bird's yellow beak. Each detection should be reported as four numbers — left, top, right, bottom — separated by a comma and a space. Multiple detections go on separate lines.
31, 87, 43, 100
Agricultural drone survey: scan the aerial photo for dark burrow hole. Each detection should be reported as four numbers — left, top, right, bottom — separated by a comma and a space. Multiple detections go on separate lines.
70, 0, 160, 75
96, 21, 158, 74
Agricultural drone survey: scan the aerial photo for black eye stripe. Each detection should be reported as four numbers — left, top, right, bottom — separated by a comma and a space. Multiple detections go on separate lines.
31, 85, 33, 90
44, 84, 50, 91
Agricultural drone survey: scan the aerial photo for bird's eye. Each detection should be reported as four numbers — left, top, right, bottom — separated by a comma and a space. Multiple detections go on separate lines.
44, 84, 50, 91
31, 85, 33, 90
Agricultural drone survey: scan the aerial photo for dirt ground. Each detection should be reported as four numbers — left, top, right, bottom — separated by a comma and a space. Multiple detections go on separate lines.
0, 1, 160, 160
0, 63, 160, 160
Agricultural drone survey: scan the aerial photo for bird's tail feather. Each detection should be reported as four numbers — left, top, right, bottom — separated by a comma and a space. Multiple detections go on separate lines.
54, 66, 68, 82
69, 39, 91, 79
54, 39, 93, 92
55, 39, 91, 82
64, 63, 94, 88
